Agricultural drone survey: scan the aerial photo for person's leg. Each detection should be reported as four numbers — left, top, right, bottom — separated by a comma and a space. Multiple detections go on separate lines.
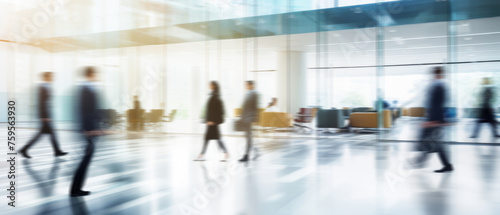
245, 123, 253, 155
239, 123, 252, 162
470, 120, 482, 138
20, 127, 44, 158
217, 140, 228, 153
22, 131, 42, 151
433, 128, 453, 172
436, 145, 451, 167
46, 122, 64, 154
70, 136, 95, 195
200, 140, 209, 155
411, 127, 433, 168
486, 112, 500, 137
434, 143, 453, 172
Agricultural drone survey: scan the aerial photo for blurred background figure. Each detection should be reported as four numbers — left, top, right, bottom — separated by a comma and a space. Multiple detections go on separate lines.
194, 81, 229, 162
128, 95, 144, 131
470, 77, 499, 138
411, 66, 454, 173
265, 97, 279, 112
133, 95, 141, 109
20, 72, 68, 159
239, 81, 259, 162
70, 67, 102, 197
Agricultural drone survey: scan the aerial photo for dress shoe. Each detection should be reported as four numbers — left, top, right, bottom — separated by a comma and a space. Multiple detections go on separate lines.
20, 150, 31, 159
239, 154, 249, 162
469, 135, 477, 138
70, 190, 91, 197
55, 151, 68, 157
434, 165, 453, 173
194, 154, 205, 161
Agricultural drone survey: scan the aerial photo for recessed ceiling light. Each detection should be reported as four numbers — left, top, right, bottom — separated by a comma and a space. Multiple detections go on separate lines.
389, 29, 397, 33
464, 37, 472, 40
460, 23, 469, 27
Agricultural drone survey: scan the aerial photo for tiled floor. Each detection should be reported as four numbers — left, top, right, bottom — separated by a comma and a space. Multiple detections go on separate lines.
1, 124, 500, 215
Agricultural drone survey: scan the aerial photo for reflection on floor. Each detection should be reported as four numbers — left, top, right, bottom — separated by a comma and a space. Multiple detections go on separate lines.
2, 126, 500, 215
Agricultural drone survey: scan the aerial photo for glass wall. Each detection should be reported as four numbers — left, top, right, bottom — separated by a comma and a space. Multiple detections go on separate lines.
1, 0, 500, 143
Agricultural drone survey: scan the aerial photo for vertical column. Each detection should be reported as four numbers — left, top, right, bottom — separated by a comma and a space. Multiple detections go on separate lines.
277, 51, 307, 113
376, 4, 386, 136
447, 0, 457, 142
190, 66, 202, 120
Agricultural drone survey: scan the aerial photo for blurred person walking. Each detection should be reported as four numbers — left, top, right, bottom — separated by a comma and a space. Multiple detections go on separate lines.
194, 81, 230, 162
470, 77, 499, 138
70, 67, 102, 197
238, 81, 259, 162
20, 72, 67, 159
412, 67, 454, 173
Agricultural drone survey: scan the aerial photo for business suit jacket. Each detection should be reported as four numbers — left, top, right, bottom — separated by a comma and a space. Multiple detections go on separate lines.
241, 90, 259, 123
426, 80, 446, 123
79, 85, 100, 132
479, 86, 496, 121
38, 85, 51, 119
481, 87, 494, 109
37, 84, 55, 133
205, 93, 225, 140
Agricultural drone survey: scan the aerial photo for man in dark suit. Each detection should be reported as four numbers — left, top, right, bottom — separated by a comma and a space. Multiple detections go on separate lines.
20, 72, 67, 158
239, 81, 259, 162
70, 67, 102, 197
470, 77, 499, 138
413, 67, 453, 173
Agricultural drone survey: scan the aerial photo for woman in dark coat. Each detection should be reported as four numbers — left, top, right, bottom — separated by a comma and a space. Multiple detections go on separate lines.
194, 81, 229, 161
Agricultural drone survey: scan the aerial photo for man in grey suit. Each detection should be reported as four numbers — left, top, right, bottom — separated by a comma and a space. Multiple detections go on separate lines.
239, 81, 259, 162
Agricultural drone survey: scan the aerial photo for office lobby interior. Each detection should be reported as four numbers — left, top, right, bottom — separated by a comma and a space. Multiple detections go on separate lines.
1, 0, 500, 214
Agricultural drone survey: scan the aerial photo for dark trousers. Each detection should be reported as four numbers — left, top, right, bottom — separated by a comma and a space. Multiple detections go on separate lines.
416, 127, 451, 167
471, 108, 498, 137
244, 122, 255, 155
22, 121, 62, 154
200, 140, 228, 154
70, 135, 95, 193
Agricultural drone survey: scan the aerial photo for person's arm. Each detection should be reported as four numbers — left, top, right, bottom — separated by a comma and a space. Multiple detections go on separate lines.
210, 98, 222, 125
219, 98, 225, 124
428, 85, 445, 123
80, 89, 92, 132
206, 99, 214, 125
81, 88, 98, 132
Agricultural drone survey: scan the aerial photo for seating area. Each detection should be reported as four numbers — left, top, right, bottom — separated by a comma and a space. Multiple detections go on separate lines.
350, 110, 392, 128
242, 106, 399, 134
93, 108, 177, 132
228, 106, 489, 135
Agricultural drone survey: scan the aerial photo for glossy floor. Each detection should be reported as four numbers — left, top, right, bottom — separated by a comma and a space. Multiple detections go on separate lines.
1, 127, 500, 215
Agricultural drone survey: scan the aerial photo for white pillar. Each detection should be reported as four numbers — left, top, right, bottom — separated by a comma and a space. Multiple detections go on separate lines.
190, 66, 202, 120
276, 51, 307, 113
